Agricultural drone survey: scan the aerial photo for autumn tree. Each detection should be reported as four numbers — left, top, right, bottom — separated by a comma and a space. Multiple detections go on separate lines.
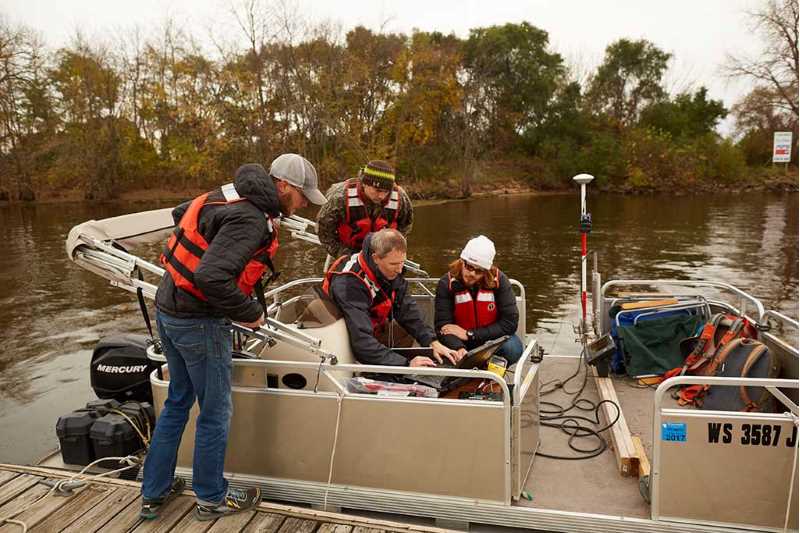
49, 36, 127, 199
639, 87, 727, 140
0, 17, 49, 200
387, 31, 462, 181
727, 0, 798, 163
462, 22, 565, 147
586, 39, 671, 127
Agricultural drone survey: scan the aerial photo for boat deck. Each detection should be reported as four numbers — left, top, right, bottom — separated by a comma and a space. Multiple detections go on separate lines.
518, 355, 655, 519
0, 464, 454, 533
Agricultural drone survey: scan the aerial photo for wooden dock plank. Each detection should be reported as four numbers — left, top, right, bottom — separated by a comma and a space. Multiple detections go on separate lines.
169, 510, 213, 533
0, 471, 19, 488
131, 495, 196, 533
0, 483, 52, 533
95, 488, 146, 533
206, 510, 258, 532
318, 525, 354, 533
242, 512, 286, 533
29, 484, 114, 533
60, 486, 139, 533
0, 466, 451, 533
277, 516, 317, 533
0, 475, 41, 508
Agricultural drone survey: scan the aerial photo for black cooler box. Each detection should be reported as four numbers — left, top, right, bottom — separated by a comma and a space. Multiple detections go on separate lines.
90, 413, 144, 460
56, 410, 99, 465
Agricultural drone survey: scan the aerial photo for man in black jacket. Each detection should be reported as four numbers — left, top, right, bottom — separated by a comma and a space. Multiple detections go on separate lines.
323, 229, 457, 368
142, 154, 326, 522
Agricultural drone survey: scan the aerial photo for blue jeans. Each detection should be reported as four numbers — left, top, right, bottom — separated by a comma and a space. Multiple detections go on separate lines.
495, 334, 525, 366
142, 311, 233, 505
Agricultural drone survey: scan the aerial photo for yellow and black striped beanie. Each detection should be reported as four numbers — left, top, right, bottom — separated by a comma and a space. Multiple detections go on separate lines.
359, 160, 396, 190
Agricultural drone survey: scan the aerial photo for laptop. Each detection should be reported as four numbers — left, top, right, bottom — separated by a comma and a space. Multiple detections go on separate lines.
403, 336, 509, 390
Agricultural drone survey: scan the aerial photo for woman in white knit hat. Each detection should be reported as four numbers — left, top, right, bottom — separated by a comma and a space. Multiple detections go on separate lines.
433, 235, 524, 365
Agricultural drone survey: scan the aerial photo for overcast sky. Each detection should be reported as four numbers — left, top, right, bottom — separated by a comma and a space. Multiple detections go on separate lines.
5, 0, 765, 135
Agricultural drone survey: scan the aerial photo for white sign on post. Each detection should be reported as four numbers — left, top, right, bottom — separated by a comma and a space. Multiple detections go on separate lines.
773, 132, 792, 163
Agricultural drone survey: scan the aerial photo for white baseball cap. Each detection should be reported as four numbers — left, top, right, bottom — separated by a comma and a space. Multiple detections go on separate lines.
460, 235, 496, 270
269, 153, 327, 205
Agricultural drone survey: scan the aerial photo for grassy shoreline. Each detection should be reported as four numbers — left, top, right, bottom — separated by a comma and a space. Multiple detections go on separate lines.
1, 171, 796, 206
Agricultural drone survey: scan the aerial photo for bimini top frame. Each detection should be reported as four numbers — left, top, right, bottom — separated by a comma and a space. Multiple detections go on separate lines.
65, 208, 339, 363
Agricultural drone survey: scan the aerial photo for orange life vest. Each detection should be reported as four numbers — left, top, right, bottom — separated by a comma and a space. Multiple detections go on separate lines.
449, 272, 499, 331
322, 252, 395, 333
337, 179, 400, 250
160, 183, 279, 301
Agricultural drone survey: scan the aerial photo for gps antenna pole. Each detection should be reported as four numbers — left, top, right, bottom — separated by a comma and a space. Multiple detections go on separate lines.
572, 173, 594, 336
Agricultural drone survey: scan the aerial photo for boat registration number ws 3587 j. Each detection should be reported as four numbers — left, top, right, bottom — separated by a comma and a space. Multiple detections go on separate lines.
707, 422, 797, 447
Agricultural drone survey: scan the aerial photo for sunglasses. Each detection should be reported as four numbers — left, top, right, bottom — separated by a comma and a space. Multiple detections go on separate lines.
463, 261, 486, 274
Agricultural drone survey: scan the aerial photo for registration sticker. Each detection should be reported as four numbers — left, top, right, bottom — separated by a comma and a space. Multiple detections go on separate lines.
661, 423, 687, 442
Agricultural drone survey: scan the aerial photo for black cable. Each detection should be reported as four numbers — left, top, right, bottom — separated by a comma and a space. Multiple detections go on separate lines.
534, 346, 623, 461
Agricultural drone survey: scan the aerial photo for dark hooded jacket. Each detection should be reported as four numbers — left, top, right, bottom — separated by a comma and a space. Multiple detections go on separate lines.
327, 234, 436, 366
155, 164, 281, 323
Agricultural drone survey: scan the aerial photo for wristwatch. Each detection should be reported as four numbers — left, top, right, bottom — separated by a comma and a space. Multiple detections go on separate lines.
466, 330, 475, 341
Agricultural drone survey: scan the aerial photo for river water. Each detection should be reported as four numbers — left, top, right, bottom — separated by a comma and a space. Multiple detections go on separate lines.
0, 192, 797, 464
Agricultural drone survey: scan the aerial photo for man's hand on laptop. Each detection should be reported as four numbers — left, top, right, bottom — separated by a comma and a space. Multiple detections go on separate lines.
409, 356, 436, 367
440, 323, 468, 341
453, 348, 467, 363
430, 340, 457, 365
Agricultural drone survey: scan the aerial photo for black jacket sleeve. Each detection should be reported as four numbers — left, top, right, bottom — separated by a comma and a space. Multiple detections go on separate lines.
473, 272, 519, 343
394, 283, 436, 347
330, 275, 409, 366
193, 211, 268, 323
433, 275, 466, 350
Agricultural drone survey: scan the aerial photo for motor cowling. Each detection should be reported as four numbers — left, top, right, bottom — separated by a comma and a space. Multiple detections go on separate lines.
90, 334, 159, 403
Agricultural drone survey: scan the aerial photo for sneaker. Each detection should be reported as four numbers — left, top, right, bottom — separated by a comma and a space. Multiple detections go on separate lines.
195, 486, 261, 521
140, 477, 186, 520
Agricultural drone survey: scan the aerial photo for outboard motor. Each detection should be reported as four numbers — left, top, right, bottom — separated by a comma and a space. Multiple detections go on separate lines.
90, 334, 159, 403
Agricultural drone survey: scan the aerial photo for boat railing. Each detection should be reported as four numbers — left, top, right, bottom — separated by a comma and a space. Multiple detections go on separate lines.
761, 309, 799, 358
280, 214, 428, 276
651, 375, 798, 525
147, 338, 538, 411
148, 354, 531, 504
600, 279, 768, 331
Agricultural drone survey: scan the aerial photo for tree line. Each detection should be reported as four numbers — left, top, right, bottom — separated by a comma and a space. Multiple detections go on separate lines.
0, 0, 796, 202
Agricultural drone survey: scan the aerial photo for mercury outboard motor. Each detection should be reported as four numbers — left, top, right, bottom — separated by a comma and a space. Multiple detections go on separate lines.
90, 334, 159, 402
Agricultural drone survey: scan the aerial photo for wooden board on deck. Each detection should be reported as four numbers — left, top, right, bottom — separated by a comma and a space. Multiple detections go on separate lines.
0, 464, 453, 533
632, 435, 651, 479
590, 369, 640, 477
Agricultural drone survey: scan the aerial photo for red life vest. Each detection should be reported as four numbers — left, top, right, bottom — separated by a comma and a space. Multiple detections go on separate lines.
160, 183, 279, 301
322, 252, 395, 334
449, 271, 499, 331
336, 179, 400, 250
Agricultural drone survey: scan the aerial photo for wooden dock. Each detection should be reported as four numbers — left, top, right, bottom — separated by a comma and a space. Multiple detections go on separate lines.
0, 464, 453, 533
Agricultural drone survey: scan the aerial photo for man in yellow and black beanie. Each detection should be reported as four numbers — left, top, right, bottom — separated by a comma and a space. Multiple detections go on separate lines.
317, 160, 413, 262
